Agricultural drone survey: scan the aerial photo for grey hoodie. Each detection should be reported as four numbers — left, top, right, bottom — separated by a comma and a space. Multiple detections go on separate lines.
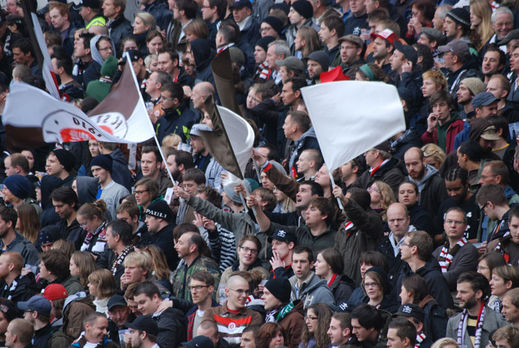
289, 272, 335, 309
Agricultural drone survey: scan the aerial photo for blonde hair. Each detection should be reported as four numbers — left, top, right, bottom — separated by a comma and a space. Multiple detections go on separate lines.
421, 143, 446, 170
88, 269, 117, 299
431, 338, 459, 348
134, 11, 156, 31
373, 181, 396, 221
123, 251, 153, 276
470, 0, 493, 50
162, 134, 182, 149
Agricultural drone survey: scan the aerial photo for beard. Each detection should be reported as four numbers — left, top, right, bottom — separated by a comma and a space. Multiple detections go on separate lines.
461, 295, 478, 310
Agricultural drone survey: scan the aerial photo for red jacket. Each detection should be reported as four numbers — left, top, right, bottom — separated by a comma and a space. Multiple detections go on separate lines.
421, 118, 465, 154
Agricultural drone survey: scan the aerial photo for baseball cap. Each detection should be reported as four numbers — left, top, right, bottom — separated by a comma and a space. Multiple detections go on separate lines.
268, 229, 297, 244
189, 123, 212, 137
79, 0, 100, 9
437, 39, 470, 59
393, 304, 425, 323
371, 29, 398, 45
275, 56, 305, 73
43, 284, 69, 301
107, 294, 127, 311
472, 91, 499, 109
480, 126, 500, 141
181, 336, 214, 348
230, 0, 252, 9
126, 315, 159, 337
17, 295, 52, 317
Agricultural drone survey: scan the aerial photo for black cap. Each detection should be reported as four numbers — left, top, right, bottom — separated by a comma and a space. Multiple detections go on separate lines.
79, 0, 100, 9
145, 200, 174, 222
126, 315, 159, 337
268, 229, 297, 244
181, 336, 214, 348
230, 0, 252, 9
107, 294, 127, 311
393, 304, 425, 323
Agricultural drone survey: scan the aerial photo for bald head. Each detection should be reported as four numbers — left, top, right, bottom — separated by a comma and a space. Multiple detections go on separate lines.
192, 82, 215, 110
225, 275, 249, 310
387, 202, 410, 238
404, 147, 425, 180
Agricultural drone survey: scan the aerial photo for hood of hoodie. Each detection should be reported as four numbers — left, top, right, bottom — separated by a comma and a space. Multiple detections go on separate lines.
408, 164, 438, 193
191, 38, 214, 71
90, 35, 117, 66
40, 175, 64, 210
76, 176, 99, 205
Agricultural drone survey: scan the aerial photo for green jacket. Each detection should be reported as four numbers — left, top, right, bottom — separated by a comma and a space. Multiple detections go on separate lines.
171, 255, 220, 301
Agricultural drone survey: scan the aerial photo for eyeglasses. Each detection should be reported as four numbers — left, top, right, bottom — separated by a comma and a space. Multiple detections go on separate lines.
134, 190, 149, 195
189, 285, 208, 291
239, 246, 258, 255
229, 288, 250, 295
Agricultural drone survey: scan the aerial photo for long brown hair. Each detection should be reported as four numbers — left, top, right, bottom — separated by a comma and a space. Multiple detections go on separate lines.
71, 251, 97, 289
144, 244, 171, 281
301, 303, 332, 347
16, 204, 39, 243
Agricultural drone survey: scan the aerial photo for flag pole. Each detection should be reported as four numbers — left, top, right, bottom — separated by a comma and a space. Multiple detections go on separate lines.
328, 169, 344, 211
124, 52, 176, 185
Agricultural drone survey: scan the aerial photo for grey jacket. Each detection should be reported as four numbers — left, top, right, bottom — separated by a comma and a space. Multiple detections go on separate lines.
446, 306, 508, 348
289, 272, 335, 309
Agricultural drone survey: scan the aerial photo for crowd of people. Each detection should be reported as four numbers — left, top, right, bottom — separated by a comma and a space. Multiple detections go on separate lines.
3, 0, 519, 347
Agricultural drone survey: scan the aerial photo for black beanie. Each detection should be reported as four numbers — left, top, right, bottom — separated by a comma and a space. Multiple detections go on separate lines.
256, 36, 275, 51
90, 154, 113, 172
262, 16, 284, 36
265, 278, 291, 303
291, 0, 313, 19
52, 149, 75, 172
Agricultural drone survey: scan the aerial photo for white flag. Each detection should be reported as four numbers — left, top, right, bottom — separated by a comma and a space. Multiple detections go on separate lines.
301, 81, 406, 171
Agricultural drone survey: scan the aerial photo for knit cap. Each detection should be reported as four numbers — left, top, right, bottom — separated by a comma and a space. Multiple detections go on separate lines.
265, 278, 291, 303
461, 77, 485, 96
90, 154, 113, 172
52, 149, 75, 172
145, 200, 173, 222
256, 36, 275, 51
262, 16, 284, 36
4, 174, 33, 199
291, 0, 313, 19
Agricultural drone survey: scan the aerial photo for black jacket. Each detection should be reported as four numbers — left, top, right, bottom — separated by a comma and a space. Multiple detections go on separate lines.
143, 0, 172, 30
0, 273, 38, 302
329, 275, 355, 307
107, 16, 132, 55
394, 259, 454, 309
110, 148, 133, 191
154, 307, 187, 348
143, 224, 178, 270
156, 101, 198, 143
355, 157, 405, 194
33, 324, 56, 348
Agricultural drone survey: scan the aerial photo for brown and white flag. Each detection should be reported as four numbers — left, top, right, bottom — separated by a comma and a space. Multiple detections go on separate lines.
3, 57, 155, 150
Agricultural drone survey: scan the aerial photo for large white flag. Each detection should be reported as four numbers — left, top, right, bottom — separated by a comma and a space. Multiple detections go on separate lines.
3, 60, 155, 149
301, 81, 406, 171
31, 13, 60, 99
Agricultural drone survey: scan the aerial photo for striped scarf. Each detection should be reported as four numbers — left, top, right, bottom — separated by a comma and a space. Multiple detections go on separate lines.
438, 238, 467, 273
